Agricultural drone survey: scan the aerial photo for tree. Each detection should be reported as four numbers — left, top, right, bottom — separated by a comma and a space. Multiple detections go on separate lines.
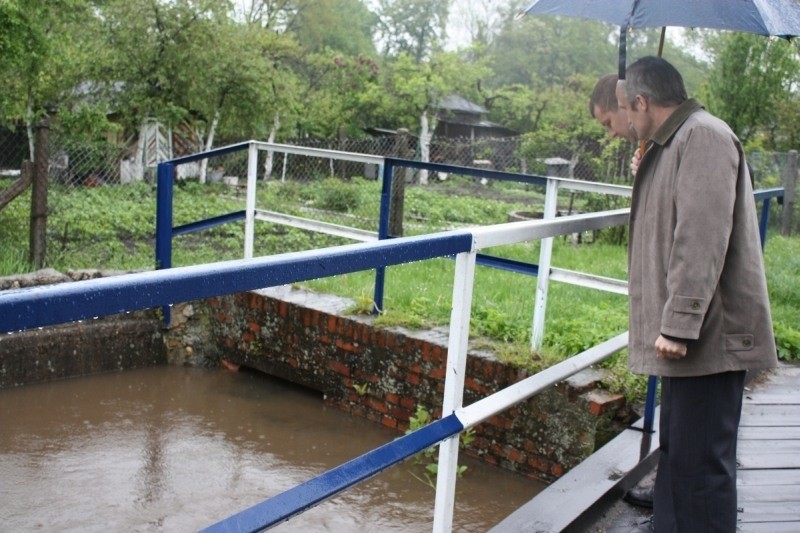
360, 50, 489, 182
703, 33, 800, 148
290, 0, 378, 56
375, 0, 450, 62
0, 0, 102, 158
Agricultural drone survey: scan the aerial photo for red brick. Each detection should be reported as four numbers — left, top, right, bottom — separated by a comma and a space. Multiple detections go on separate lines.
550, 463, 564, 477
428, 367, 445, 380
400, 397, 415, 410
328, 315, 337, 333
381, 416, 397, 429
328, 360, 350, 377
406, 372, 420, 385
421, 343, 431, 362
385, 392, 400, 405
507, 447, 524, 463
368, 398, 389, 414
335, 339, 362, 353
248, 321, 260, 334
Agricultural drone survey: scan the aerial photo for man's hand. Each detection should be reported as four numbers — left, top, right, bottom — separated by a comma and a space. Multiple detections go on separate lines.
655, 334, 688, 360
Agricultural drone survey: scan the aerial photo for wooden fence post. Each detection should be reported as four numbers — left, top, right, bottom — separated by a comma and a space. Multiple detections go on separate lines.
389, 128, 409, 237
781, 150, 798, 237
30, 116, 50, 269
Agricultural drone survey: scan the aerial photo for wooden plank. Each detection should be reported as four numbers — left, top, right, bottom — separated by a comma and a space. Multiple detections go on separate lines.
740, 404, 800, 426
738, 469, 800, 486
738, 484, 800, 502
489, 418, 660, 533
736, 522, 800, 533
737, 439, 800, 452
737, 452, 800, 469
738, 501, 800, 523
738, 426, 800, 440
743, 393, 800, 405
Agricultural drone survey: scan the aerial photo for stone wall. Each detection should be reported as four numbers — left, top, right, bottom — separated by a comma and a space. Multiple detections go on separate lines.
207, 286, 628, 483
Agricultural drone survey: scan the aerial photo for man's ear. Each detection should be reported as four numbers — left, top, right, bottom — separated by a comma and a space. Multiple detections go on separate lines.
635, 94, 647, 111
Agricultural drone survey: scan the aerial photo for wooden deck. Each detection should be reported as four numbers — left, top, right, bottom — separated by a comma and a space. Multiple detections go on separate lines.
491, 361, 800, 532
736, 362, 800, 532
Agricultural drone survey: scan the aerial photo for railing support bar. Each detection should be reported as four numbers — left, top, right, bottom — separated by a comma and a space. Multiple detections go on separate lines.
531, 178, 559, 351
373, 162, 392, 313
244, 142, 258, 259
433, 249, 478, 533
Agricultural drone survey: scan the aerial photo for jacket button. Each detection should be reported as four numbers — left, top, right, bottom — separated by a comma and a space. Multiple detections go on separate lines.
743, 338, 752, 347
690, 302, 700, 310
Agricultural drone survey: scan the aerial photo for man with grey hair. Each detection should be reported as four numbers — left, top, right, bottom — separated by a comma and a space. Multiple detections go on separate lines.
616, 56, 777, 532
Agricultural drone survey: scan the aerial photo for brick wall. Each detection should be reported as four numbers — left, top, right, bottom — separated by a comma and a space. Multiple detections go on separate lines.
206, 287, 627, 483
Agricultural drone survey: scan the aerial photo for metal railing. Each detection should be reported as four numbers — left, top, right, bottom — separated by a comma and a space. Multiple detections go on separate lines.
155, 141, 633, 351
0, 210, 629, 532
4, 141, 783, 532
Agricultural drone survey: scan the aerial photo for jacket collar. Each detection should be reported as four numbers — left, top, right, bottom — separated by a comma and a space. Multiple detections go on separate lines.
651, 98, 704, 146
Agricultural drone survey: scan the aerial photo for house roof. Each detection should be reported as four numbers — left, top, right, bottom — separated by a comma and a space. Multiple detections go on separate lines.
436, 94, 488, 115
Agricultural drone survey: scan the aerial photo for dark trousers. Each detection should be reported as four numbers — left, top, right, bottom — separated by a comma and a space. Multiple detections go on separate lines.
654, 371, 746, 533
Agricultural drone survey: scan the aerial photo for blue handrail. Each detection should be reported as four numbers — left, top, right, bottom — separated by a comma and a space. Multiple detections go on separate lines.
203, 414, 465, 533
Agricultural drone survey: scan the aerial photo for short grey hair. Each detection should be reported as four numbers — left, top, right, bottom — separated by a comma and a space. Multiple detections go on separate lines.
624, 56, 687, 108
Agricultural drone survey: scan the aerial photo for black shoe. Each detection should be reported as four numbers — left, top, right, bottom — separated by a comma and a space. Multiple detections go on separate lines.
624, 486, 654, 509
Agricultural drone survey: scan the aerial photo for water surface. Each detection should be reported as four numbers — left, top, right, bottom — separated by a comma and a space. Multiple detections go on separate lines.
0, 366, 544, 531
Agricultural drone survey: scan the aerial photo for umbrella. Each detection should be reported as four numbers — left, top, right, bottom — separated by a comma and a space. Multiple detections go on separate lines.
520, 0, 800, 78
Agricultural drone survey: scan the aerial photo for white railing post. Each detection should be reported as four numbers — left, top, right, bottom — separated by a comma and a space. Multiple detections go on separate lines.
531, 178, 559, 351
244, 142, 258, 259
433, 249, 477, 533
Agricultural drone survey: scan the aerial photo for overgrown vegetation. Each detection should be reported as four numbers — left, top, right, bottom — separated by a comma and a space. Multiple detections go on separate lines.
1, 176, 798, 407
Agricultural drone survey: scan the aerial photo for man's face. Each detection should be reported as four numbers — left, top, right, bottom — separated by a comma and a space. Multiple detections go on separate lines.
593, 104, 635, 142
616, 80, 649, 141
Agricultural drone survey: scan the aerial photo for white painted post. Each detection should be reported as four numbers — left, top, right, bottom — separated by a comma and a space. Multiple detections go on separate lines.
244, 142, 258, 259
433, 249, 477, 533
531, 178, 559, 351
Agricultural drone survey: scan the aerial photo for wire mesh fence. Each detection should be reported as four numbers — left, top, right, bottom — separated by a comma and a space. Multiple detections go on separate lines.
0, 123, 796, 273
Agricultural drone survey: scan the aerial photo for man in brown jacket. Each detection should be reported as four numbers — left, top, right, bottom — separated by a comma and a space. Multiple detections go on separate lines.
617, 56, 778, 532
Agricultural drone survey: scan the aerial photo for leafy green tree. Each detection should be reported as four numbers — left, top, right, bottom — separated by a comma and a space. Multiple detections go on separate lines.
0, 0, 102, 157
702, 33, 800, 148
375, 0, 450, 62
290, 52, 380, 138
291, 0, 378, 56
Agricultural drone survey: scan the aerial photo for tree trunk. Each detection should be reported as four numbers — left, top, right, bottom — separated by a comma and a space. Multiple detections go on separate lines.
418, 110, 431, 185
30, 117, 50, 269
199, 110, 221, 184
263, 111, 280, 180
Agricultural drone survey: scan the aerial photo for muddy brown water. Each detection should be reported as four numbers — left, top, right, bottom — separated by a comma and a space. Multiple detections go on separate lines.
0, 366, 544, 532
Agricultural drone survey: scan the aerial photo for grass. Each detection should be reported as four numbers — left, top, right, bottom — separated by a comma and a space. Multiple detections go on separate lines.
1, 176, 798, 403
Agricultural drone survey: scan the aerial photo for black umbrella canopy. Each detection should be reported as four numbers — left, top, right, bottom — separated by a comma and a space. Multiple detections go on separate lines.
522, 0, 800, 78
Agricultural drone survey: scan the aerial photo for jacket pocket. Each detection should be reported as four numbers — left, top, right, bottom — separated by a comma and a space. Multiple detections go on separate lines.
725, 334, 754, 351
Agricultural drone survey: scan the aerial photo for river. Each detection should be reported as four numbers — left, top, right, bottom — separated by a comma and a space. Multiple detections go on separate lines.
0, 366, 544, 532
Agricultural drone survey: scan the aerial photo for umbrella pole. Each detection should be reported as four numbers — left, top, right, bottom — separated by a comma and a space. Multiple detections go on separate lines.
657, 26, 666, 56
